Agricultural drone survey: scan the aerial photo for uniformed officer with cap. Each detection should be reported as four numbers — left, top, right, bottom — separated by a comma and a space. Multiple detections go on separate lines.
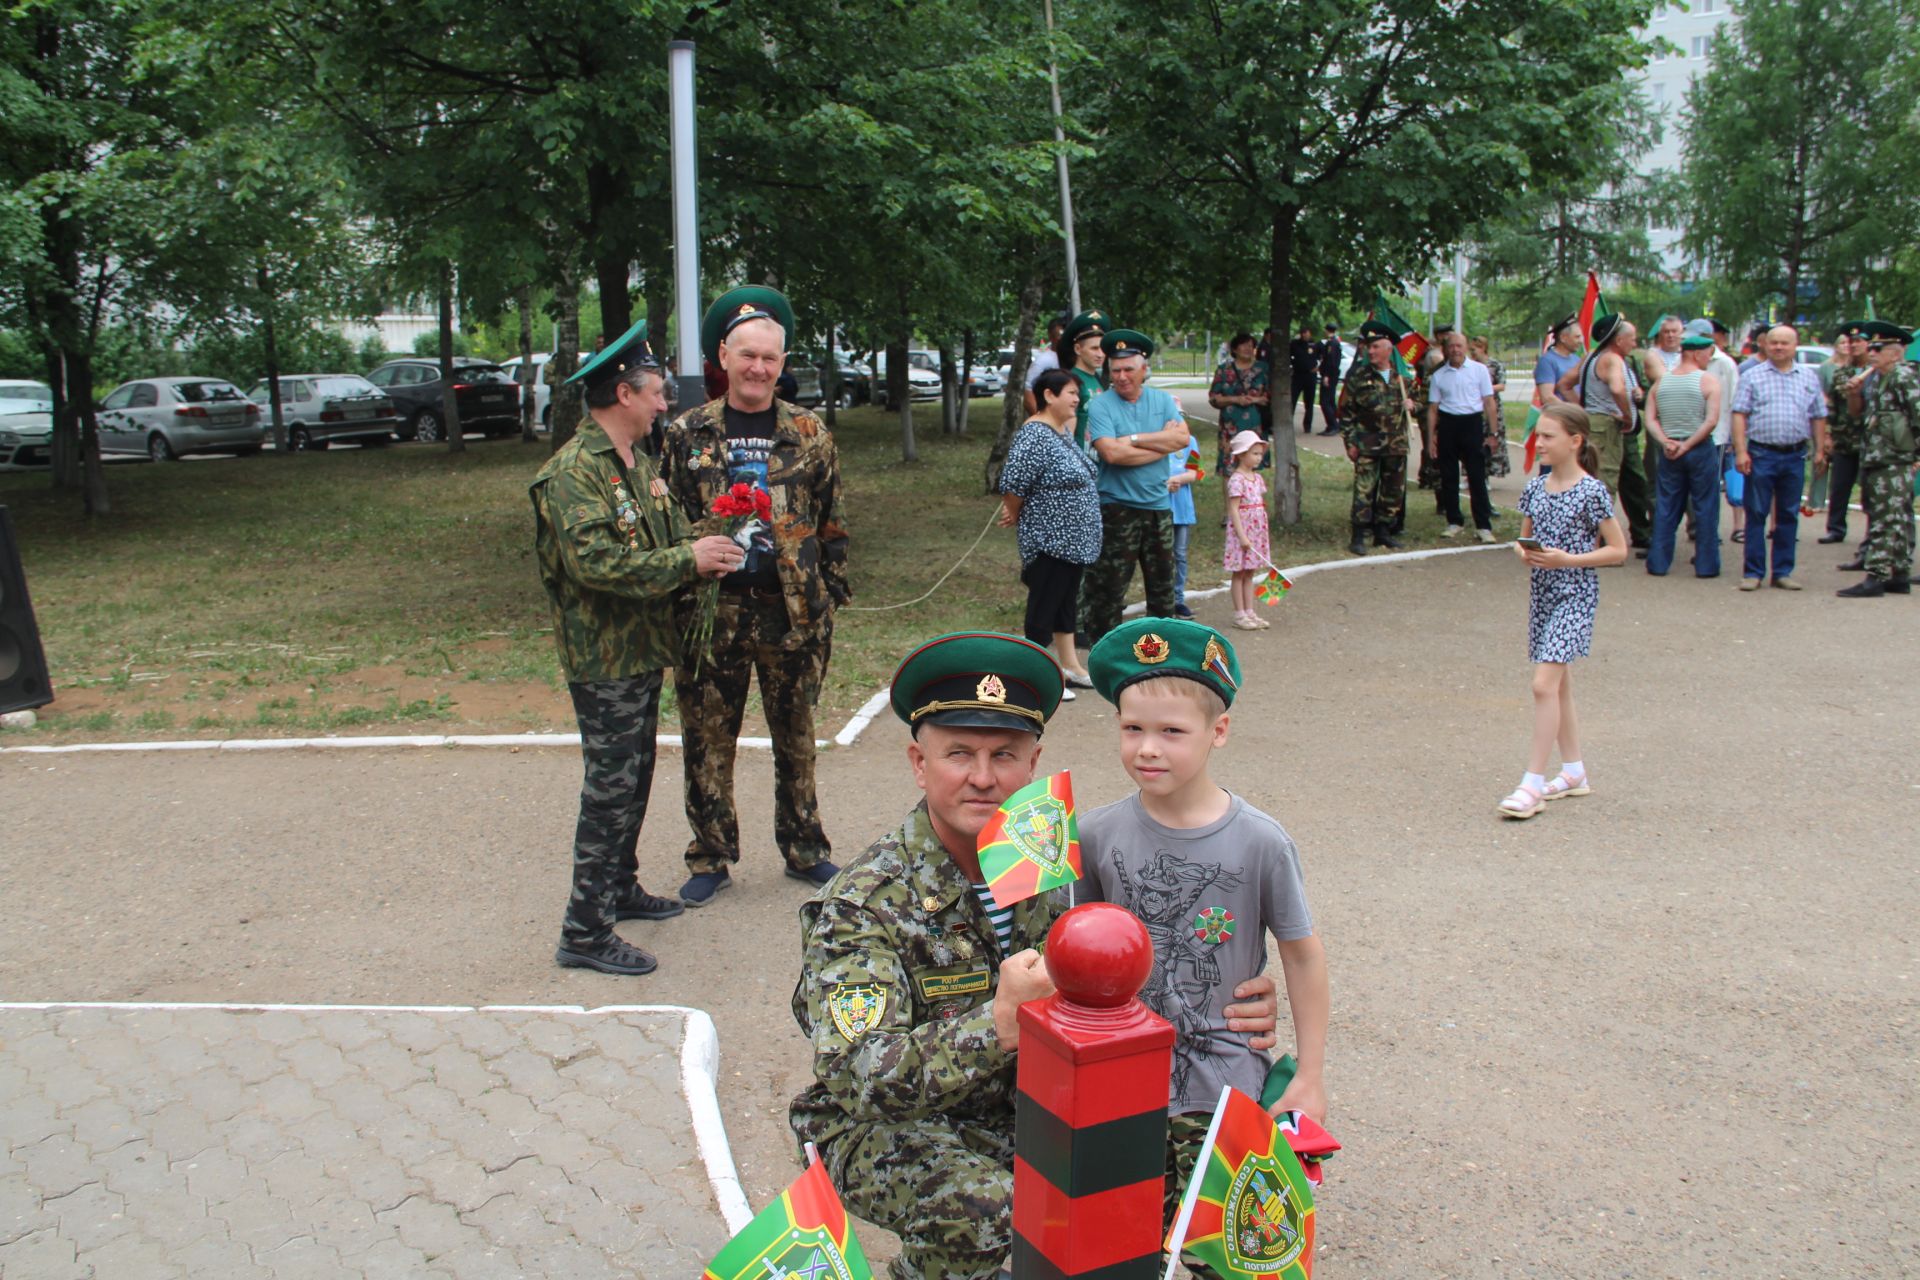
1837, 320, 1918, 597
1338, 320, 1415, 555
789, 631, 1277, 1280
531, 320, 746, 976
1057, 308, 1109, 448
1821, 320, 1872, 550
663, 285, 852, 906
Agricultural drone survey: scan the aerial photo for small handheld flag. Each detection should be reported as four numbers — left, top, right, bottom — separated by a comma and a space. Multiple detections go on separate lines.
1256, 569, 1292, 606
1164, 1087, 1318, 1280
1576, 270, 1604, 353
1369, 293, 1428, 379
976, 771, 1081, 910
702, 1158, 874, 1280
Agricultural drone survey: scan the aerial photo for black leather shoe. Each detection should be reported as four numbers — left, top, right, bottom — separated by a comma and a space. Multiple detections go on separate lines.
615, 890, 684, 922
1836, 577, 1888, 598
1373, 527, 1404, 549
556, 936, 658, 976
1838, 557, 1868, 572
1888, 574, 1911, 594
1817, 531, 1846, 544
1348, 531, 1369, 556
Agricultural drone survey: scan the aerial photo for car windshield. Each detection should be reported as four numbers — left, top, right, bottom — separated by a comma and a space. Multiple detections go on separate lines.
0, 382, 53, 409
906, 352, 938, 372
174, 381, 244, 403
456, 365, 512, 384
0, 396, 52, 415
315, 377, 378, 397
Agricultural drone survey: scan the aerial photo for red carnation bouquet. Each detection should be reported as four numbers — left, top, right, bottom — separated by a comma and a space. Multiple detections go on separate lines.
687, 482, 773, 675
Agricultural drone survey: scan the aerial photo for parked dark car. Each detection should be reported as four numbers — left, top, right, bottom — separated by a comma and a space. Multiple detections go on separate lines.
798, 352, 872, 408
247, 374, 400, 451
364, 358, 521, 442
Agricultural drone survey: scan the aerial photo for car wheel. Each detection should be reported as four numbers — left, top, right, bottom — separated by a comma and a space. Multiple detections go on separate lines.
835, 387, 855, 409
411, 409, 443, 443
289, 426, 313, 452
147, 433, 175, 462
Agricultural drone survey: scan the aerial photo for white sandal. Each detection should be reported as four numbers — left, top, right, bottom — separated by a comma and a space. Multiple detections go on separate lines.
1498, 784, 1544, 819
1541, 771, 1590, 800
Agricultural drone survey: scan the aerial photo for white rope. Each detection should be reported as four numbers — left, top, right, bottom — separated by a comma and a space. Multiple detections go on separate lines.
841, 505, 1003, 613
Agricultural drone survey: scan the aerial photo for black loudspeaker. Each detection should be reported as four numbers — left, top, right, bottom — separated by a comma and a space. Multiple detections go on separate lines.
0, 506, 53, 714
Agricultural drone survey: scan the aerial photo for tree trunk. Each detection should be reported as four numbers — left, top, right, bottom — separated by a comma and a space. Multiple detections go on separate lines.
939, 344, 958, 436
1266, 213, 1301, 525
823, 327, 839, 427
586, 159, 632, 340
985, 268, 1046, 492
518, 286, 538, 443
259, 265, 287, 456
41, 341, 77, 491
959, 330, 975, 437
438, 261, 464, 454
888, 337, 915, 462
550, 271, 584, 454
70, 349, 108, 516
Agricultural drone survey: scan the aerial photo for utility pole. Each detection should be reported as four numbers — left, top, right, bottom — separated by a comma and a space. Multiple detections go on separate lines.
668, 40, 702, 409
1044, 0, 1081, 313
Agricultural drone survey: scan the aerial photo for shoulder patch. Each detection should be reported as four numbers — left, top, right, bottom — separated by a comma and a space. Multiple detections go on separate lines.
827, 983, 887, 1042
917, 969, 992, 1002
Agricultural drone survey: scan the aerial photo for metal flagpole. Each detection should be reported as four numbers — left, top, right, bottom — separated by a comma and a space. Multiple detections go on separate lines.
1043, 0, 1081, 313
668, 41, 703, 409
1453, 249, 1466, 333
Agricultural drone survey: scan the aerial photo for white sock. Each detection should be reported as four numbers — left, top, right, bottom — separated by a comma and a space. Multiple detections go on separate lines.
1561, 760, 1585, 779
1521, 771, 1546, 793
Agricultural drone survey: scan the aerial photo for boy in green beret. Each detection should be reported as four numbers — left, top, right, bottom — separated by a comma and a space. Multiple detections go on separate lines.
1078, 617, 1330, 1264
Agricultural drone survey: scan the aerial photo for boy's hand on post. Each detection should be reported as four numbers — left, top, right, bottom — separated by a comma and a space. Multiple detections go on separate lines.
993, 948, 1055, 1052
1224, 974, 1279, 1050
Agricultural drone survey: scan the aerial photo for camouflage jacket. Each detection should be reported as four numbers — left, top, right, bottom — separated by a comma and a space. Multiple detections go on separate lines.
1822, 359, 1870, 453
662, 398, 850, 646
1861, 362, 1920, 468
789, 802, 1061, 1151
1338, 363, 1411, 455
530, 420, 696, 681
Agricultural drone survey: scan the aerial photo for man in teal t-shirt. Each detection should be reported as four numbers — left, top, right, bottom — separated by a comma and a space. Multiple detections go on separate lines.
1080, 328, 1192, 643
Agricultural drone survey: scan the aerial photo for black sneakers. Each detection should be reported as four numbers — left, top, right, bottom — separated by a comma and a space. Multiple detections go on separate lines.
786, 861, 842, 887
555, 936, 658, 976
616, 890, 685, 922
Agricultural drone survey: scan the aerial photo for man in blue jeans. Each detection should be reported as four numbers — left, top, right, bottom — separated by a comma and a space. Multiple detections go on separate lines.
1730, 325, 1830, 590
1645, 334, 1725, 577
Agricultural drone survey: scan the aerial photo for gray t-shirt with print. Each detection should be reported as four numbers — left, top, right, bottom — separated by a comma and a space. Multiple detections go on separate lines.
1078, 792, 1314, 1116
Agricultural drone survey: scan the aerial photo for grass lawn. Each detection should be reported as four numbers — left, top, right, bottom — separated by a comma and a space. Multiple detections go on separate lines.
1, 398, 1483, 743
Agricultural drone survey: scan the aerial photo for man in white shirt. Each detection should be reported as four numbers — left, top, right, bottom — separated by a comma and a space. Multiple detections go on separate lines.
1020, 311, 1071, 416
1423, 331, 1499, 540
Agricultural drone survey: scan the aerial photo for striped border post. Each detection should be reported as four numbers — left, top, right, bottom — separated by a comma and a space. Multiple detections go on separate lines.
1012, 902, 1174, 1279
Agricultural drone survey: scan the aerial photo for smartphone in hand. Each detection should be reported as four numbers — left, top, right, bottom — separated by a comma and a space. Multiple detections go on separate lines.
1516, 537, 1545, 552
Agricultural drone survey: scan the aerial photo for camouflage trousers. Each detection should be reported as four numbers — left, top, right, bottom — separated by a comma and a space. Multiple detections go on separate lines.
1164, 1111, 1225, 1280
828, 1116, 1015, 1280
562, 675, 664, 949
673, 591, 830, 875
1081, 504, 1177, 643
1351, 451, 1407, 529
1859, 463, 1917, 580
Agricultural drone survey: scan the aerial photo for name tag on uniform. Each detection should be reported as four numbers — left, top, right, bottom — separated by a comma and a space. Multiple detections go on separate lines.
918, 968, 991, 1001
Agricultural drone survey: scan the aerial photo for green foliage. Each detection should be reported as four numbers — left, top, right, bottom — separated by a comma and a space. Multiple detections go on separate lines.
412, 330, 470, 358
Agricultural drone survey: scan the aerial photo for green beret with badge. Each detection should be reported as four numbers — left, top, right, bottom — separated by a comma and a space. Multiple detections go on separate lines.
1100, 328, 1156, 360
1681, 334, 1715, 351
1064, 309, 1110, 345
701, 284, 796, 365
1358, 320, 1397, 343
1086, 616, 1242, 708
565, 316, 657, 390
1588, 312, 1623, 346
890, 631, 1064, 736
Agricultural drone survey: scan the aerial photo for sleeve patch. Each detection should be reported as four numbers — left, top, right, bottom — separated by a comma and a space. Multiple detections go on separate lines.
917, 969, 992, 1002
827, 983, 887, 1042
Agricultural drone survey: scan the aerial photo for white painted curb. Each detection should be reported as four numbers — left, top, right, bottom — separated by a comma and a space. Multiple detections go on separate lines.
0, 1000, 755, 1236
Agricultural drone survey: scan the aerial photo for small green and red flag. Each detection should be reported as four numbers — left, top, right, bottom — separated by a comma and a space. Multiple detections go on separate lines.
1164, 1086, 1318, 1280
1369, 293, 1428, 379
976, 770, 1081, 910
1255, 569, 1292, 606
702, 1157, 875, 1280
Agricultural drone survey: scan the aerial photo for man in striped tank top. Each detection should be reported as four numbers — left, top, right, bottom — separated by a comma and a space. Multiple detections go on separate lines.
1645, 334, 1726, 578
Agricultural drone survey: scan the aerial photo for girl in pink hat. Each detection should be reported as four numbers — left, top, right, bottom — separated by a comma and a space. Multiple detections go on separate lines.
1224, 430, 1272, 629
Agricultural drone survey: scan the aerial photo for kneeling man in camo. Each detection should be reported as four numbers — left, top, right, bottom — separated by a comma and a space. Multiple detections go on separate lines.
788, 631, 1280, 1280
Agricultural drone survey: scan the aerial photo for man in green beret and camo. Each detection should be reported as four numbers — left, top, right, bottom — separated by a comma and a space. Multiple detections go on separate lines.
663, 286, 852, 907
1836, 320, 1918, 598
530, 321, 748, 976
1338, 321, 1415, 557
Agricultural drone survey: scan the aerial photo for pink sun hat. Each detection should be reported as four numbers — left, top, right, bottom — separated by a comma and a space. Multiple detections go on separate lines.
1228, 430, 1265, 459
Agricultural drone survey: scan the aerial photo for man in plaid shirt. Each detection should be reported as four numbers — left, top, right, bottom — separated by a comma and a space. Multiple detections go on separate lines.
1730, 325, 1830, 590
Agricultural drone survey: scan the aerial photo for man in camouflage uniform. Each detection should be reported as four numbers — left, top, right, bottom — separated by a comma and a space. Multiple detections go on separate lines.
790, 631, 1277, 1280
1339, 322, 1414, 556
1822, 324, 1871, 558
663, 286, 851, 906
530, 320, 746, 976
1837, 321, 1918, 597
1080, 328, 1191, 643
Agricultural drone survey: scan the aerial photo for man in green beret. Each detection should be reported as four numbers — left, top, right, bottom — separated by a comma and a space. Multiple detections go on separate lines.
663, 285, 852, 906
1080, 329, 1192, 645
1058, 308, 1109, 448
1337, 322, 1415, 556
531, 321, 747, 975
789, 631, 1279, 1279
1837, 321, 1918, 596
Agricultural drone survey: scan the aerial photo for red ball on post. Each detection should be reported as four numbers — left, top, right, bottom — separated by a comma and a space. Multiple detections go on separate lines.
1044, 901, 1153, 1009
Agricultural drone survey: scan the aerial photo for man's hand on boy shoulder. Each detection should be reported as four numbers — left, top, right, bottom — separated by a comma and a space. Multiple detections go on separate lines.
1225, 975, 1279, 1049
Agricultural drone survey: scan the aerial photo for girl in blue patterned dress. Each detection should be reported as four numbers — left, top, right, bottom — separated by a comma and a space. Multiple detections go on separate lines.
1499, 403, 1628, 819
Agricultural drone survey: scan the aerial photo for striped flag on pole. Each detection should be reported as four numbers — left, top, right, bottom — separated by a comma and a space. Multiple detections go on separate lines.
976, 771, 1081, 909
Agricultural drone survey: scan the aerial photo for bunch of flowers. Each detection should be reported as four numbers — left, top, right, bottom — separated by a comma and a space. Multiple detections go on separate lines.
686, 483, 773, 676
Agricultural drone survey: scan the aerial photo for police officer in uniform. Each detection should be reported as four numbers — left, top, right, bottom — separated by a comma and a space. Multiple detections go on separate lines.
789, 631, 1279, 1280
530, 321, 746, 975
1338, 321, 1414, 556
1837, 321, 1918, 597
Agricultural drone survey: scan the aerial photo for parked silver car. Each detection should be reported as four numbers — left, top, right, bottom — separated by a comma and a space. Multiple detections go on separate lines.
497, 355, 553, 431
246, 374, 399, 451
97, 377, 264, 461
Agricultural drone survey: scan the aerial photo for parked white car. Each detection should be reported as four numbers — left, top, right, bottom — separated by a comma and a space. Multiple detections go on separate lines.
246, 374, 400, 451
498, 354, 553, 430
871, 350, 943, 407
96, 377, 264, 461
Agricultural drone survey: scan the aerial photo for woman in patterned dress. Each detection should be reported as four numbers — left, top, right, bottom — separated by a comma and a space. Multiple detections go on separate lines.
1208, 333, 1270, 482
998, 369, 1102, 694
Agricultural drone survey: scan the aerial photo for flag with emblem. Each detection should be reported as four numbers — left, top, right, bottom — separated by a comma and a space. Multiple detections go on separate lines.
1368, 293, 1428, 379
1255, 569, 1291, 606
976, 770, 1081, 910
702, 1157, 875, 1280
1163, 1086, 1317, 1280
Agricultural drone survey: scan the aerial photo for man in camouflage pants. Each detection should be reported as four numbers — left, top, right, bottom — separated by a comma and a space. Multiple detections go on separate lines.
1339, 323, 1414, 556
1080, 328, 1191, 643
790, 632, 1279, 1280
1836, 321, 1918, 598
531, 321, 746, 976
663, 286, 851, 906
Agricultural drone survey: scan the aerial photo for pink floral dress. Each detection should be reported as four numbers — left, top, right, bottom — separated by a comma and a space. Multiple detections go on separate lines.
1224, 470, 1271, 571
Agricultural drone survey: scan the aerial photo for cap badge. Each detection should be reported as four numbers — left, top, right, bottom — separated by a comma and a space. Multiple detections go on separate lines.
1132, 632, 1169, 664
1115, 340, 1129, 350
1202, 637, 1239, 691
976, 674, 1007, 704
1089, 310, 1102, 319
738, 302, 756, 316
